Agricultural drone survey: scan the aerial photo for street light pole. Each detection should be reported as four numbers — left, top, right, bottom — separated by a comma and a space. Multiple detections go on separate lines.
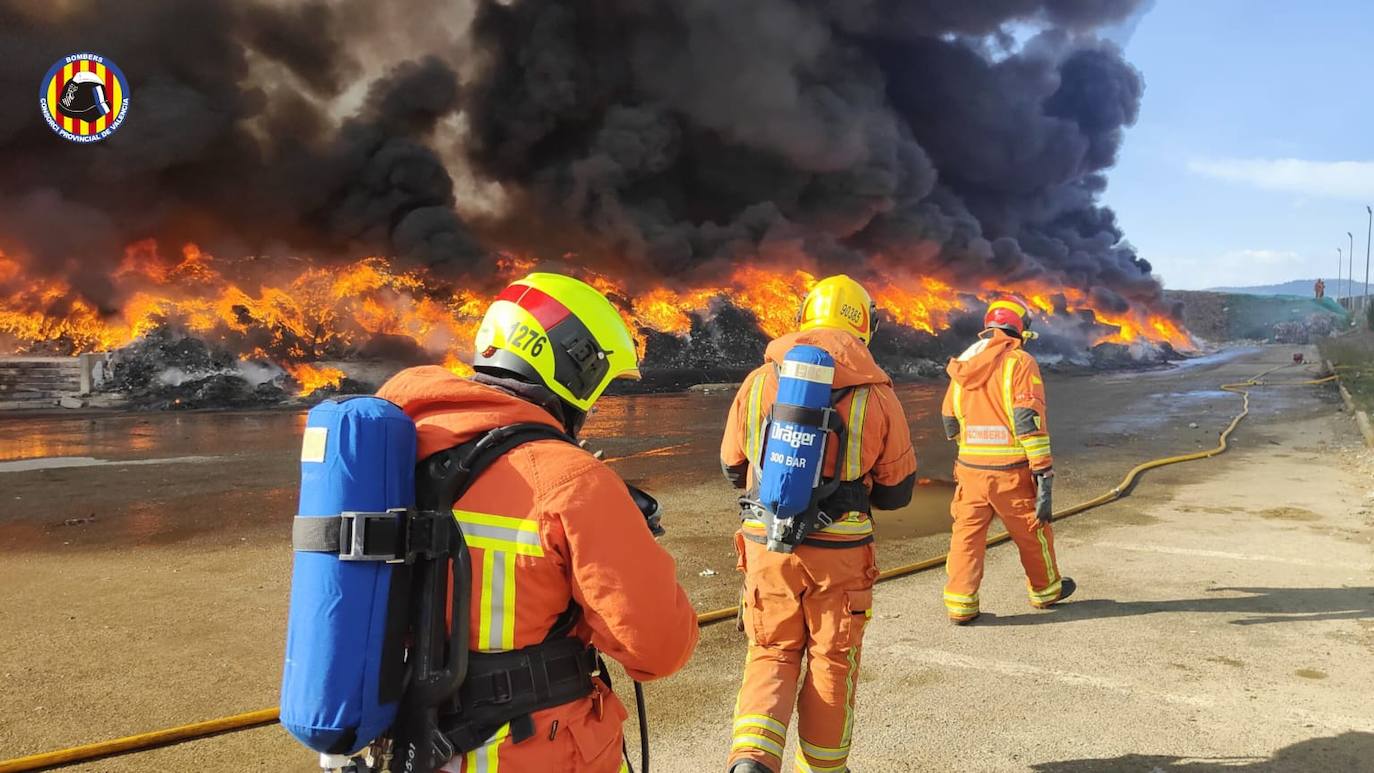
1349, 231, 1356, 306
1365, 205, 1371, 314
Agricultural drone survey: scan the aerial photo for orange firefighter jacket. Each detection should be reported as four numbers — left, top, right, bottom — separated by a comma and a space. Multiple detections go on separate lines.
720, 328, 917, 545
377, 367, 699, 772
940, 332, 1054, 472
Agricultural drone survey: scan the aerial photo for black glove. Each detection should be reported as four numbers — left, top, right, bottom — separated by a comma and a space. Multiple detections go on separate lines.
1033, 470, 1054, 525
625, 484, 666, 537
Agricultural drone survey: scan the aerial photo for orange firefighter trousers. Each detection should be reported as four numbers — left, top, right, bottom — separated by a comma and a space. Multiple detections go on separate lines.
944, 465, 1063, 619
729, 535, 877, 773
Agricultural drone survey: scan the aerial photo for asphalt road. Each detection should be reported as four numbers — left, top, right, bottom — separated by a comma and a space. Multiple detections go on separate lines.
1, 344, 1366, 771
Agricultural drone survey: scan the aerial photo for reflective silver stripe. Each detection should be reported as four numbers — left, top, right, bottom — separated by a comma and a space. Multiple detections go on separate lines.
779, 360, 836, 384
486, 550, 507, 651
454, 510, 543, 557
460, 521, 543, 556
462, 722, 509, 772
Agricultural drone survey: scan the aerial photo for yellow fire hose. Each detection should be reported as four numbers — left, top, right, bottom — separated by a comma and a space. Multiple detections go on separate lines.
0, 365, 1338, 773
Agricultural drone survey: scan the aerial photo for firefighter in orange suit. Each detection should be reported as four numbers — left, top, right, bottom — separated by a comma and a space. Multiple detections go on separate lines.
377, 273, 699, 772
720, 275, 917, 773
940, 297, 1076, 624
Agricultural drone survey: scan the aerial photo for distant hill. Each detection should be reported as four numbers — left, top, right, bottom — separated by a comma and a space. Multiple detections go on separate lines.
1208, 278, 1366, 297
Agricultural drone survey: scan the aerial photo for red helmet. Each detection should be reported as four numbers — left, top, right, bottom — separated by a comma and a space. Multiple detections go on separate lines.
984, 296, 1032, 337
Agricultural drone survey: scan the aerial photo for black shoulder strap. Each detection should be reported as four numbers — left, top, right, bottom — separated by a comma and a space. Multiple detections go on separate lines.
416, 422, 576, 510
830, 384, 856, 406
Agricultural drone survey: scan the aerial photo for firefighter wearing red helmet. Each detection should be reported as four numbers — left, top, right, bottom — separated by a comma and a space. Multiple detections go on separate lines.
938, 296, 1076, 624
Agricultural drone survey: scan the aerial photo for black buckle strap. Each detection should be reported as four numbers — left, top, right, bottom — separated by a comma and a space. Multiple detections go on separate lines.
437, 638, 598, 755
292, 508, 449, 563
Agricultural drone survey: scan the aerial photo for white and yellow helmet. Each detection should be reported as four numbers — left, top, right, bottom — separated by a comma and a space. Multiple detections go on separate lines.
473, 273, 640, 412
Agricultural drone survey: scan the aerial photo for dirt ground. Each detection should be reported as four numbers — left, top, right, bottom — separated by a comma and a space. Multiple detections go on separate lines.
1, 344, 1367, 771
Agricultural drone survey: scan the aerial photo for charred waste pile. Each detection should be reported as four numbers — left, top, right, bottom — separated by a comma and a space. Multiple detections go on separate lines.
1, 0, 1190, 408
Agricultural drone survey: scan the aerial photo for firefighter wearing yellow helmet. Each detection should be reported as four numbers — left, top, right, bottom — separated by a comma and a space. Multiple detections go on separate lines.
798, 274, 880, 344
720, 274, 916, 773
472, 271, 641, 415
374, 272, 698, 772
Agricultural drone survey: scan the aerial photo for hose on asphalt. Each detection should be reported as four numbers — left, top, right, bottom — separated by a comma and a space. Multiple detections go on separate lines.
0, 365, 1339, 773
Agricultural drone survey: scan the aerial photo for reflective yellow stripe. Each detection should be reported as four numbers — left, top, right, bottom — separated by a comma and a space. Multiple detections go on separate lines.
956, 444, 1027, 456
844, 387, 870, 480
478, 547, 495, 649
1030, 580, 1063, 602
796, 755, 849, 773
988, 298, 1029, 317
841, 643, 859, 747
800, 739, 851, 761
732, 733, 784, 759
455, 510, 539, 533
746, 374, 767, 465
462, 722, 510, 772
476, 548, 518, 652
734, 714, 788, 740
1036, 529, 1059, 585
455, 510, 544, 557
944, 590, 979, 614
500, 554, 516, 648
1001, 356, 1019, 446
951, 382, 964, 444
745, 516, 873, 537
1023, 434, 1052, 460
816, 517, 873, 536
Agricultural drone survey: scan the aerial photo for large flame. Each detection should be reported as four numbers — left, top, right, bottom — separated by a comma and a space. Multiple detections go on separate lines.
0, 241, 1193, 387
285, 363, 345, 395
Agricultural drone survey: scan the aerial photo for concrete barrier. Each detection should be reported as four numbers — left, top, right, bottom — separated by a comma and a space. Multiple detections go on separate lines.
0, 357, 84, 410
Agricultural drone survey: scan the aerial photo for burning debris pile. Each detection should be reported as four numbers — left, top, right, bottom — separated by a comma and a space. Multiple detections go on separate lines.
101, 328, 286, 410
97, 327, 372, 409
1, 0, 1194, 405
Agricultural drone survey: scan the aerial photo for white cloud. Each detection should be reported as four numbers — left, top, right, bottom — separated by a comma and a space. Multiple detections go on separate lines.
1187, 157, 1374, 200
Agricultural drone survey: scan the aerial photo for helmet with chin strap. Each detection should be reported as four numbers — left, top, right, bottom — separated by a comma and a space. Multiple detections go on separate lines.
984, 296, 1034, 339
472, 273, 640, 413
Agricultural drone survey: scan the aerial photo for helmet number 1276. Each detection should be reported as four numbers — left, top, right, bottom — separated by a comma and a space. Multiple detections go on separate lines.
507, 323, 548, 356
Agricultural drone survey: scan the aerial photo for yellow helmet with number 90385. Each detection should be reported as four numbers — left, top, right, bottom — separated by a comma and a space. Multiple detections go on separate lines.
799, 274, 879, 345
473, 273, 640, 412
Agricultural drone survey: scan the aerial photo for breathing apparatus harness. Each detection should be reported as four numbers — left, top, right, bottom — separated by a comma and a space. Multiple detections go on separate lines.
738, 382, 872, 552
303, 422, 659, 773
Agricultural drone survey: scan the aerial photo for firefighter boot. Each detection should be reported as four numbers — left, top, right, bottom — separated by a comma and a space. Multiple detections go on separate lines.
1032, 576, 1077, 609
728, 761, 776, 773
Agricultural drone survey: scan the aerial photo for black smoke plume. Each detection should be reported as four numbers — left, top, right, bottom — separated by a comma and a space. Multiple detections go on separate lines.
0, 0, 482, 309
0, 0, 1168, 321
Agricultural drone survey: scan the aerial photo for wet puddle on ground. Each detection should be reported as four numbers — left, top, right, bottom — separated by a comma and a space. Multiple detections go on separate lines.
0, 455, 219, 473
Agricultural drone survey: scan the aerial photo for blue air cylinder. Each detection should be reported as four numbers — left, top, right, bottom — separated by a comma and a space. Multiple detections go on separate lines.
757, 345, 835, 525
280, 397, 416, 755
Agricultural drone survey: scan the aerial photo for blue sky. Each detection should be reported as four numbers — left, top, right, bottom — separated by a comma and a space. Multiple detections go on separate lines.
1104, 0, 1374, 290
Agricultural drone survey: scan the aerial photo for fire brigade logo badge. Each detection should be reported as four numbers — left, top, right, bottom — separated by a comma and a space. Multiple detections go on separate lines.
39, 52, 129, 143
